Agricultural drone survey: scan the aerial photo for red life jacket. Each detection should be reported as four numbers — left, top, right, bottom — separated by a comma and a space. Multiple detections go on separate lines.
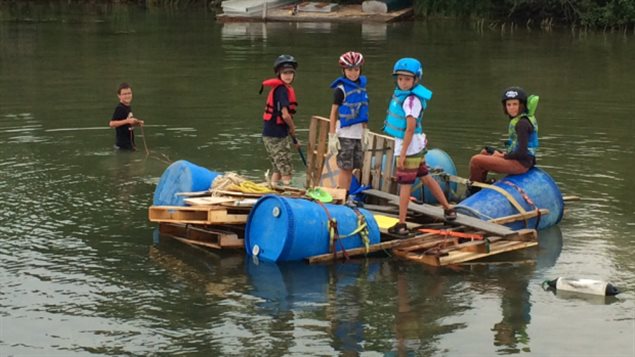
262, 78, 297, 125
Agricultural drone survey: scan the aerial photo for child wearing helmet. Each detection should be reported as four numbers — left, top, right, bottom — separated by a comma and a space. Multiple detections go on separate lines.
383, 57, 456, 236
260, 54, 299, 186
468, 87, 539, 192
327, 51, 370, 199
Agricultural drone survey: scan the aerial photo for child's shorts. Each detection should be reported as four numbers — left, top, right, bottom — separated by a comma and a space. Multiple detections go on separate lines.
336, 137, 363, 170
263, 136, 293, 176
395, 151, 429, 185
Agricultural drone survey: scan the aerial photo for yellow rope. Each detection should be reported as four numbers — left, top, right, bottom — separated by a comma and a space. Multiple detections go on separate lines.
210, 172, 275, 195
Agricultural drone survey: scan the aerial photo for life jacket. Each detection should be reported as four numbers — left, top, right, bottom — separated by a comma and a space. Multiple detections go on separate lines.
383, 84, 432, 139
262, 78, 297, 125
507, 95, 539, 156
329, 75, 369, 128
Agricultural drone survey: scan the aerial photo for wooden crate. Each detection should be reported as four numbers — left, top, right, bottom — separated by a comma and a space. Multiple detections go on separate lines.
149, 205, 249, 225
392, 229, 538, 266
159, 223, 244, 250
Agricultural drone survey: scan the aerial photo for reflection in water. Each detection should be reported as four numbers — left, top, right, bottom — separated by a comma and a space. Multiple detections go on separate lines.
245, 258, 379, 354
362, 23, 387, 41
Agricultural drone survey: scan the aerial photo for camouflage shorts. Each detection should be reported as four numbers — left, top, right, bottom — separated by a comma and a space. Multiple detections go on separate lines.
263, 136, 293, 176
336, 137, 363, 170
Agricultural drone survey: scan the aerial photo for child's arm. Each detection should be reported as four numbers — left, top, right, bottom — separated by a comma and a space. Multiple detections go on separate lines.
281, 107, 296, 136
328, 104, 339, 134
398, 115, 416, 169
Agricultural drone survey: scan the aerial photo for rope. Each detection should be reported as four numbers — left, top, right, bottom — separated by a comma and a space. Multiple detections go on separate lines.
502, 181, 541, 229
418, 228, 484, 240
210, 172, 274, 195
313, 200, 349, 260
140, 125, 150, 156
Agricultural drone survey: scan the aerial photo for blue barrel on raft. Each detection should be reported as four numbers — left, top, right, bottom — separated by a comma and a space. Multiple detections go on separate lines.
456, 167, 564, 230
245, 195, 381, 262
411, 148, 458, 204
153, 160, 221, 206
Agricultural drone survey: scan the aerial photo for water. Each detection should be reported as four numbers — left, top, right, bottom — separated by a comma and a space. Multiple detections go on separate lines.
1, 5, 634, 356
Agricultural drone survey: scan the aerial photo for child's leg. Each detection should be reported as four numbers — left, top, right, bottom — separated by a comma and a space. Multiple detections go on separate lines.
398, 183, 412, 223
279, 137, 294, 185
336, 138, 361, 192
469, 154, 528, 182
338, 169, 353, 191
421, 175, 450, 209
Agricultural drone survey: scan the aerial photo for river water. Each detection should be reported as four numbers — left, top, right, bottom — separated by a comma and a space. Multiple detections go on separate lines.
1, 5, 633, 356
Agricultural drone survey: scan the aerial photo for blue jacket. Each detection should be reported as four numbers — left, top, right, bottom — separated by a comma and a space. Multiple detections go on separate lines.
383, 84, 432, 139
329, 76, 369, 128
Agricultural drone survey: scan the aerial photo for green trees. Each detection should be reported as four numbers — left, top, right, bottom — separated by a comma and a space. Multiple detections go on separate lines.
413, 0, 635, 31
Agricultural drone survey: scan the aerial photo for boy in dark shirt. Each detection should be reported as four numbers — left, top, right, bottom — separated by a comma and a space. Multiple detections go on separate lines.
109, 82, 144, 150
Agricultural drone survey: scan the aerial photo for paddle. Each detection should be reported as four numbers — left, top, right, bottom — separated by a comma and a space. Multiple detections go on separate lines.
291, 135, 307, 167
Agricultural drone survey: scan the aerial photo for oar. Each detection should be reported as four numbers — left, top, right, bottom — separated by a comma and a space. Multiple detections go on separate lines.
291, 135, 307, 167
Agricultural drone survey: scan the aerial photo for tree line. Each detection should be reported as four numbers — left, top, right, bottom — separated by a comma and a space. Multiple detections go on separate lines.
1, 0, 633, 31
413, 0, 634, 31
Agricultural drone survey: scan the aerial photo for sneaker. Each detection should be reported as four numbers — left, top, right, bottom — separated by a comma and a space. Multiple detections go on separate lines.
444, 207, 457, 221
388, 223, 411, 238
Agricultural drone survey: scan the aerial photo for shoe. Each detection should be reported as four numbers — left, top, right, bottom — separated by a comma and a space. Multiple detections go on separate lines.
444, 207, 457, 221
388, 223, 411, 238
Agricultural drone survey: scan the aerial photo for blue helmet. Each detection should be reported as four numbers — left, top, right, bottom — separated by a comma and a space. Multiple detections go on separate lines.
392, 57, 422, 79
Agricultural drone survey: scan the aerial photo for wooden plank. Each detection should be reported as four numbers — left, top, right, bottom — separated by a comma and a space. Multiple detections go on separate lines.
184, 196, 236, 206
361, 132, 374, 187
158, 223, 244, 249
169, 235, 221, 250
488, 209, 549, 225
371, 136, 384, 190
364, 189, 516, 237
381, 138, 395, 193
315, 117, 330, 187
306, 115, 319, 188
149, 206, 248, 224
307, 230, 445, 264
439, 240, 538, 265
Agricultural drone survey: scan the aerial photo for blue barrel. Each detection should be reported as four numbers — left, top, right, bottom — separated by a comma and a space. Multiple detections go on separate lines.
245, 196, 381, 262
152, 160, 221, 206
456, 167, 564, 230
411, 148, 458, 204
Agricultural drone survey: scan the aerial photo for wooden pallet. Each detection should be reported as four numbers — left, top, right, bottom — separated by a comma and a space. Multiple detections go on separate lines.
149, 205, 249, 224
159, 223, 244, 249
392, 228, 538, 266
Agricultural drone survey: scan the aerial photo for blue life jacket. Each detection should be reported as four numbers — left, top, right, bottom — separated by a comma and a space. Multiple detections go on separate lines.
329, 75, 369, 128
383, 84, 432, 139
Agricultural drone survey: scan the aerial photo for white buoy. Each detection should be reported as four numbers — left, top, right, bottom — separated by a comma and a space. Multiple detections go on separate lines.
544, 277, 620, 296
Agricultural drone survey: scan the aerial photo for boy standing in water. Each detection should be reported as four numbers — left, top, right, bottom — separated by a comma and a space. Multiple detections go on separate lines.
383, 58, 456, 237
260, 55, 299, 186
109, 82, 143, 150
327, 51, 370, 203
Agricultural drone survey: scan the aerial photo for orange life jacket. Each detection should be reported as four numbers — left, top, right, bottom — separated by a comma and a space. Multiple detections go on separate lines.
262, 78, 297, 125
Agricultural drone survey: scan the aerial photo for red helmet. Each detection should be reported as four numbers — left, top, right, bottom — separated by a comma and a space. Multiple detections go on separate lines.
338, 51, 364, 68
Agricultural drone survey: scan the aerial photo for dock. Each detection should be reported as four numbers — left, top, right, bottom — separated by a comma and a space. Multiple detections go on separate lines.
217, 4, 414, 23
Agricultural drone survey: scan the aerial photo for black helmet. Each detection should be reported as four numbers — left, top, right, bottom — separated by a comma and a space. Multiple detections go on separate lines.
273, 54, 298, 73
501, 86, 527, 104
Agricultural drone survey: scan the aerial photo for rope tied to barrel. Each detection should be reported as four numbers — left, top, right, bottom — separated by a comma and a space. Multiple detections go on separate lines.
313, 200, 349, 260
502, 180, 541, 229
